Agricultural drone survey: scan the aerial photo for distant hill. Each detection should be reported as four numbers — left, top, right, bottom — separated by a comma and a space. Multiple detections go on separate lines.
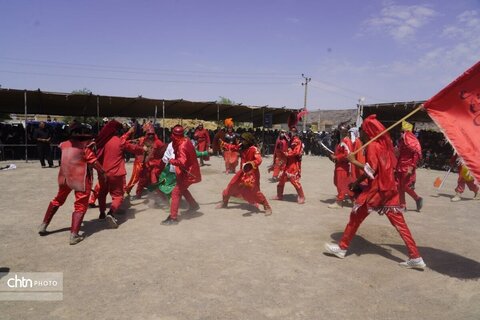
301, 109, 357, 131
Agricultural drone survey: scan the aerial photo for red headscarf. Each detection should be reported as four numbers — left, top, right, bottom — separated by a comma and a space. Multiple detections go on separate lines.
95, 120, 123, 161
361, 114, 394, 151
96, 120, 122, 150
361, 114, 397, 191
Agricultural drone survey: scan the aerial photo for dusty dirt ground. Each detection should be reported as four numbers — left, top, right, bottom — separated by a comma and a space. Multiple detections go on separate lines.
0, 155, 479, 320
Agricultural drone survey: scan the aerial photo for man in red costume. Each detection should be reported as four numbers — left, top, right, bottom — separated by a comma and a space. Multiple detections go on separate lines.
130, 125, 165, 199
272, 127, 305, 204
161, 125, 201, 225
194, 123, 210, 166
124, 123, 151, 197
328, 123, 353, 209
348, 127, 365, 182
216, 132, 272, 215
95, 120, 139, 227
38, 123, 105, 245
324, 114, 426, 269
221, 118, 239, 174
396, 121, 423, 211
269, 130, 288, 181
450, 153, 479, 201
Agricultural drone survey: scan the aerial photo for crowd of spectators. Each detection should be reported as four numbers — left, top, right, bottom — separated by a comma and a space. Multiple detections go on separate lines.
0, 119, 455, 170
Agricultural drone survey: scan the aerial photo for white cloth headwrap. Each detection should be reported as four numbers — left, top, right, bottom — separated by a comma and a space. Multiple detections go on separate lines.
349, 127, 359, 143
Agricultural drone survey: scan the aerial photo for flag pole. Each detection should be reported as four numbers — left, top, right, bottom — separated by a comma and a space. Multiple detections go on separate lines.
351, 104, 423, 155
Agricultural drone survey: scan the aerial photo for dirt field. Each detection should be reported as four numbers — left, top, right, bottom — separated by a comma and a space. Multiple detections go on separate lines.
0, 155, 479, 320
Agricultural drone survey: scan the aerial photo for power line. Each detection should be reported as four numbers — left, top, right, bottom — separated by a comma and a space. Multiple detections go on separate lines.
2, 61, 299, 80
0, 69, 295, 85
0, 57, 299, 78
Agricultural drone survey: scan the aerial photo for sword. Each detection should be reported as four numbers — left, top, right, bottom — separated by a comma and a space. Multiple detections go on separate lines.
320, 141, 334, 154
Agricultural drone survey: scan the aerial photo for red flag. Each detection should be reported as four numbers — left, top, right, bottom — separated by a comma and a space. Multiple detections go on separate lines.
423, 61, 480, 183
297, 107, 308, 121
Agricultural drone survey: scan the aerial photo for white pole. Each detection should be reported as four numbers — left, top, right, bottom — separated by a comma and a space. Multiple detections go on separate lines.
24, 90, 28, 162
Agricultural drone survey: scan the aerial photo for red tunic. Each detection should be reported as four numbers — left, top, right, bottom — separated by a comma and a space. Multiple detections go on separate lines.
170, 137, 201, 187
272, 138, 288, 176
222, 144, 264, 204
334, 137, 352, 174
194, 128, 211, 152
284, 136, 303, 178
354, 140, 401, 214
396, 131, 422, 173
58, 140, 101, 192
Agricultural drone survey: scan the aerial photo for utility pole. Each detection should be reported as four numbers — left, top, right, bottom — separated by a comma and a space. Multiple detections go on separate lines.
301, 74, 311, 132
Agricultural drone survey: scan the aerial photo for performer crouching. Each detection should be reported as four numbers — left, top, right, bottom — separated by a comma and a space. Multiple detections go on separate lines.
38, 123, 105, 245
216, 132, 272, 215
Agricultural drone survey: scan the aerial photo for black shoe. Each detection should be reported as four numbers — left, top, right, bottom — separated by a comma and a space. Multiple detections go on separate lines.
98, 212, 106, 220
89, 203, 97, 208
416, 197, 423, 212
161, 216, 178, 225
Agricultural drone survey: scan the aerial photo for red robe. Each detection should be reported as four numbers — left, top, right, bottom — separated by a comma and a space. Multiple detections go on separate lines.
354, 141, 401, 212
396, 131, 422, 206
221, 144, 268, 206
271, 138, 288, 178
222, 131, 240, 173
97, 134, 137, 214
168, 137, 201, 219
194, 128, 211, 160
332, 137, 353, 201
127, 135, 165, 197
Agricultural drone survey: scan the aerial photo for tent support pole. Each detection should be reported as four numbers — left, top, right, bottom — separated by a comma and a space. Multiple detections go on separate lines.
96, 96, 100, 133
154, 105, 158, 124
162, 100, 165, 140
24, 90, 28, 163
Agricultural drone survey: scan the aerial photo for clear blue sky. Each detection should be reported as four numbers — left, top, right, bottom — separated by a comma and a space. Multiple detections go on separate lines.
1, 0, 479, 110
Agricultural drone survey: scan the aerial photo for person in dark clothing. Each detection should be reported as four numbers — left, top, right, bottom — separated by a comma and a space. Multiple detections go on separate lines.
33, 121, 54, 168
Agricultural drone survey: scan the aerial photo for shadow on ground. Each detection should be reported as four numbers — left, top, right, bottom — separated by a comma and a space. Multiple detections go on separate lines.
0, 267, 11, 279
387, 244, 480, 280
328, 232, 480, 279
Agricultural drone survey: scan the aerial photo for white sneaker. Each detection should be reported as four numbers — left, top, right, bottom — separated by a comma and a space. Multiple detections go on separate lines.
451, 194, 461, 202
399, 257, 426, 270
324, 243, 346, 259
474, 192, 480, 200
328, 202, 343, 209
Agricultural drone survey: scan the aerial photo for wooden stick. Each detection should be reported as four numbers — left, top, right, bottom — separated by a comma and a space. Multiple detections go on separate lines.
351, 105, 423, 155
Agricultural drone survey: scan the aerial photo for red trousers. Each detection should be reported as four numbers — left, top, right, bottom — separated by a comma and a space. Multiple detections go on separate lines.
42, 179, 92, 234
455, 174, 479, 194
272, 157, 286, 179
339, 204, 420, 259
98, 175, 126, 214
125, 161, 142, 194
170, 183, 197, 220
334, 169, 352, 201
397, 171, 420, 207
277, 172, 304, 197
136, 166, 160, 197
